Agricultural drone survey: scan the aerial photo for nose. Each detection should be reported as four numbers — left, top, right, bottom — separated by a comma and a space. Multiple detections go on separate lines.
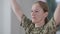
31, 12, 35, 16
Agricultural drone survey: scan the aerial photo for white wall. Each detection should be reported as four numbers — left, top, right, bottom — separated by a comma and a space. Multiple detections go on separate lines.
0, 0, 3, 34
3, 0, 11, 34
0, 0, 11, 34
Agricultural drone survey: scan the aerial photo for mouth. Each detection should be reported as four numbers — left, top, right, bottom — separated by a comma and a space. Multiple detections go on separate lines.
32, 16, 36, 19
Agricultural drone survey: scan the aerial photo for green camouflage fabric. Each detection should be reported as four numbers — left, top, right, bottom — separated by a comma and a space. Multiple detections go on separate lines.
20, 15, 56, 34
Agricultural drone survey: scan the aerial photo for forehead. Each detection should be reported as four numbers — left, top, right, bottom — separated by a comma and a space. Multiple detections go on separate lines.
32, 3, 42, 10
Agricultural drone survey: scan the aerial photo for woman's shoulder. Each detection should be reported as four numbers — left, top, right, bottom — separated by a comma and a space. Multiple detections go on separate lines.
45, 17, 56, 32
43, 17, 56, 34
47, 17, 56, 27
44, 17, 56, 29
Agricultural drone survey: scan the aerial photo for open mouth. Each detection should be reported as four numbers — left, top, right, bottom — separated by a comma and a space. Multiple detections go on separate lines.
32, 16, 36, 19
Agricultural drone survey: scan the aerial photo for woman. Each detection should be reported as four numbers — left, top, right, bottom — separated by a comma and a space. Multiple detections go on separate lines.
11, 0, 60, 34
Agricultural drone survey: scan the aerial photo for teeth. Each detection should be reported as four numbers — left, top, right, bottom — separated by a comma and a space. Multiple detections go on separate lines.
32, 16, 35, 17
32, 17, 35, 18
32, 16, 34, 17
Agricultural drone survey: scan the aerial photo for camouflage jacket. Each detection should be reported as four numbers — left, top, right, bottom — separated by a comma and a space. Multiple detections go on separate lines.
20, 15, 56, 34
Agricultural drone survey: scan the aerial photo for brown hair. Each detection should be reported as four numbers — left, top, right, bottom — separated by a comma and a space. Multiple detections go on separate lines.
35, 1, 49, 24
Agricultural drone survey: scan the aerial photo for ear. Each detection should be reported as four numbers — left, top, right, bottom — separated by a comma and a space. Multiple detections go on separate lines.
44, 12, 48, 18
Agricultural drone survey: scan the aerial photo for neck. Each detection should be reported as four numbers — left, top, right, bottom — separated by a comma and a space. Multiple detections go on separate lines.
35, 19, 45, 28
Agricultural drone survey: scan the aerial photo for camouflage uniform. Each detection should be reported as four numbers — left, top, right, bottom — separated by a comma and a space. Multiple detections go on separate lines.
20, 15, 56, 34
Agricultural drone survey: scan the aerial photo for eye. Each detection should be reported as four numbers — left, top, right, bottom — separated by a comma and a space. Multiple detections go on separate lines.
31, 11, 33, 12
35, 11, 38, 12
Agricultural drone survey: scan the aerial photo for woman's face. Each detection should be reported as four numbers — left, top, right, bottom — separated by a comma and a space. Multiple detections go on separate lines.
31, 3, 48, 24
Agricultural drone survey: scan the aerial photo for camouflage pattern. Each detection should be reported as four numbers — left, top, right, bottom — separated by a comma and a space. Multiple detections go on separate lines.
20, 15, 56, 34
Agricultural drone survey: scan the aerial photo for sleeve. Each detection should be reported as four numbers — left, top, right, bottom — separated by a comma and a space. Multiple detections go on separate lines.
47, 17, 56, 34
20, 14, 32, 30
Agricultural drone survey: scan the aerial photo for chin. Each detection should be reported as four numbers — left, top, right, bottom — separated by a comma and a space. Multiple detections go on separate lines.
32, 20, 37, 24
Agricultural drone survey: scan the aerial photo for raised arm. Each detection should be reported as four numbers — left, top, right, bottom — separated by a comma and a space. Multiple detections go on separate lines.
54, 4, 60, 26
11, 0, 32, 28
11, 0, 24, 21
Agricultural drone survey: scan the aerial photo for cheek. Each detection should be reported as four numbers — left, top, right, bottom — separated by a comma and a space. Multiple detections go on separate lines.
36, 13, 44, 20
31, 12, 44, 23
36, 12, 44, 18
36, 15, 42, 21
